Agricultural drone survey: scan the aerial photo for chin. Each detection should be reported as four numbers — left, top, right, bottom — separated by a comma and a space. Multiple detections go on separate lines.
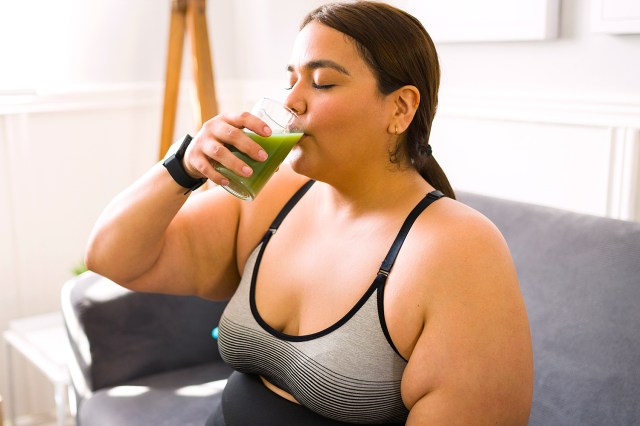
287, 147, 319, 180
287, 152, 306, 176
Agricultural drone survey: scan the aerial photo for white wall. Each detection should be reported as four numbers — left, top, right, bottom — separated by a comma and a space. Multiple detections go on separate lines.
1, 0, 640, 421
438, 0, 640, 95
429, 0, 640, 219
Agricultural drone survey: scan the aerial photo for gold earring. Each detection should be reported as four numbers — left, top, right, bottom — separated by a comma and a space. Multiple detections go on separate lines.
394, 124, 399, 135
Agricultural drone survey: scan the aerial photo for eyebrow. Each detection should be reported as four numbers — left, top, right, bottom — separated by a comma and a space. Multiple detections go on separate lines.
287, 59, 351, 76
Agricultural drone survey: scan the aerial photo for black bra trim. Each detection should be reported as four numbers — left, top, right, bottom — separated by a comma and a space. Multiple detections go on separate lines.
250, 184, 445, 347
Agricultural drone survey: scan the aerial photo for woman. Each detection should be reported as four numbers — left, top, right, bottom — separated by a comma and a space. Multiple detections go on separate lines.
86, 2, 533, 424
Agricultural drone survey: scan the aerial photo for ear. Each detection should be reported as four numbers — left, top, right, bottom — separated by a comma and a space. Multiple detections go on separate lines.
387, 85, 420, 135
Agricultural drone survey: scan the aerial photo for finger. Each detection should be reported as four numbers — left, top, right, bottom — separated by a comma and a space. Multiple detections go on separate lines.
181, 132, 230, 184
207, 120, 268, 163
188, 151, 230, 186
201, 140, 255, 179
220, 111, 272, 137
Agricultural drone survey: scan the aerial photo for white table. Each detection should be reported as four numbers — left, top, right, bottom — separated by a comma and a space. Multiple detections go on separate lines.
3, 312, 72, 426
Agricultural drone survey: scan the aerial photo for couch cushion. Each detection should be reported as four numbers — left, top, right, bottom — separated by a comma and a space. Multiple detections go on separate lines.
458, 192, 640, 426
78, 362, 233, 426
66, 272, 229, 391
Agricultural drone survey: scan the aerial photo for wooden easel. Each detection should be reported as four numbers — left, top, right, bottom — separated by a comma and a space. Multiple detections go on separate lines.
159, 0, 218, 159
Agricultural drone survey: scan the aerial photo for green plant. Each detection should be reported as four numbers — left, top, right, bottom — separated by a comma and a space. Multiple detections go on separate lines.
71, 260, 88, 276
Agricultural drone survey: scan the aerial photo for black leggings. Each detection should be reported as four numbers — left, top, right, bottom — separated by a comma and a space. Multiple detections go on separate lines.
206, 372, 403, 426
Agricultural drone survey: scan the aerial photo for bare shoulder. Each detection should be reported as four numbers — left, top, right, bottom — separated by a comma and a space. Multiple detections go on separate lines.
397, 196, 514, 285
398, 197, 534, 425
422, 195, 505, 244
406, 195, 516, 274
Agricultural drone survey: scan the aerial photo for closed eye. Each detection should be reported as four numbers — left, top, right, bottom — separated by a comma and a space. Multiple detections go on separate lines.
284, 82, 335, 90
312, 83, 335, 90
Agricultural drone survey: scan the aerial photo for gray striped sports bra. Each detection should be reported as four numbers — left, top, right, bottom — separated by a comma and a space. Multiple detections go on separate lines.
218, 181, 444, 424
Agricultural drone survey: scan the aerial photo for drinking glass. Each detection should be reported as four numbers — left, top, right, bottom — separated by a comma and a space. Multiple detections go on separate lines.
214, 98, 303, 201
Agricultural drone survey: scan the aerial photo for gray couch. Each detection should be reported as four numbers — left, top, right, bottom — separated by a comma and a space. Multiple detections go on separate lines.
61, 191, 640, 425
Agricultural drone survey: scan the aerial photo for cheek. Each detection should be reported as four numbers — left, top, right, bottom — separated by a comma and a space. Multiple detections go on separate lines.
312, 99, 350, 129
312, 96, 382, 139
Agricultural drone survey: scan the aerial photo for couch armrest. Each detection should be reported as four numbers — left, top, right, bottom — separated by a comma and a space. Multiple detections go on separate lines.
61, 271, 228, 399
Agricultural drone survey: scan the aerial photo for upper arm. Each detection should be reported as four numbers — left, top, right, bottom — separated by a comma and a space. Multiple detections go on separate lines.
127, 187, 244, 299
402, 207, 533, 425
128, 164, 310, 300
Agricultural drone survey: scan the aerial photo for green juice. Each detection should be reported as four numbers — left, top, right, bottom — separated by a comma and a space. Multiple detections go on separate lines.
214, 131, 303, 200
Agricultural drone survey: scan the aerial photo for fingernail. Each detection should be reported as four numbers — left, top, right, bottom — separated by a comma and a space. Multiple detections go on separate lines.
258, 150, 268, 161
221, 178, 230, 186
242, 166, 253, 176
263, 126, 272, 135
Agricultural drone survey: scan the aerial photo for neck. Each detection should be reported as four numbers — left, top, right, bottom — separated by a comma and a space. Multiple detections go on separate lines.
315, 165, 433, 219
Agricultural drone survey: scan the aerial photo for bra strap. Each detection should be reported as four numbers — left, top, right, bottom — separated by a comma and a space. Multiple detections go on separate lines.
267, 180, 315, 232
378, 190, 445, 276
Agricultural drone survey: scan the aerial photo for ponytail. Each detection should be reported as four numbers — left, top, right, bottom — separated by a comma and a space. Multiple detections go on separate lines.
419, 155, 456, 199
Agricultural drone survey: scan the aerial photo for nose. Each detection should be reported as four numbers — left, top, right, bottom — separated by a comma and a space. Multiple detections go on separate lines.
284, 86, 307, 116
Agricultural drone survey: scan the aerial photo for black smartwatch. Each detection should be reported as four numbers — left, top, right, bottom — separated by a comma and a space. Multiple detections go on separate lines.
163, 134, 207, 194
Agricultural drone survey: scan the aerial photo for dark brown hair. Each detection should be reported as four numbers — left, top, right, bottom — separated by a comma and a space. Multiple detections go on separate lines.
301, 1, 455, 199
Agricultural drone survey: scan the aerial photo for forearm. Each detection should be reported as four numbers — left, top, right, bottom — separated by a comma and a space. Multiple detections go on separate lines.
85, 111, 271, 290
85, 162, 194, 285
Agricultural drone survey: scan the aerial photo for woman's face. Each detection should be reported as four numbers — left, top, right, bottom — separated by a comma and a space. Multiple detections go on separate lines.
284, 22, 395, 182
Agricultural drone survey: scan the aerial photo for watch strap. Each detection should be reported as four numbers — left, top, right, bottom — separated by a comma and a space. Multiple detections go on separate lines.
163, 134, 207, 194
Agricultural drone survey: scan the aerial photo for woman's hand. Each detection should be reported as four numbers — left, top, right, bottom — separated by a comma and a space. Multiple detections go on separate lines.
183, 111, 272, 185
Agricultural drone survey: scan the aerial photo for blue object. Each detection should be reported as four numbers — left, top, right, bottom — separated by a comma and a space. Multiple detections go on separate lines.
211, 326, 219, 340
